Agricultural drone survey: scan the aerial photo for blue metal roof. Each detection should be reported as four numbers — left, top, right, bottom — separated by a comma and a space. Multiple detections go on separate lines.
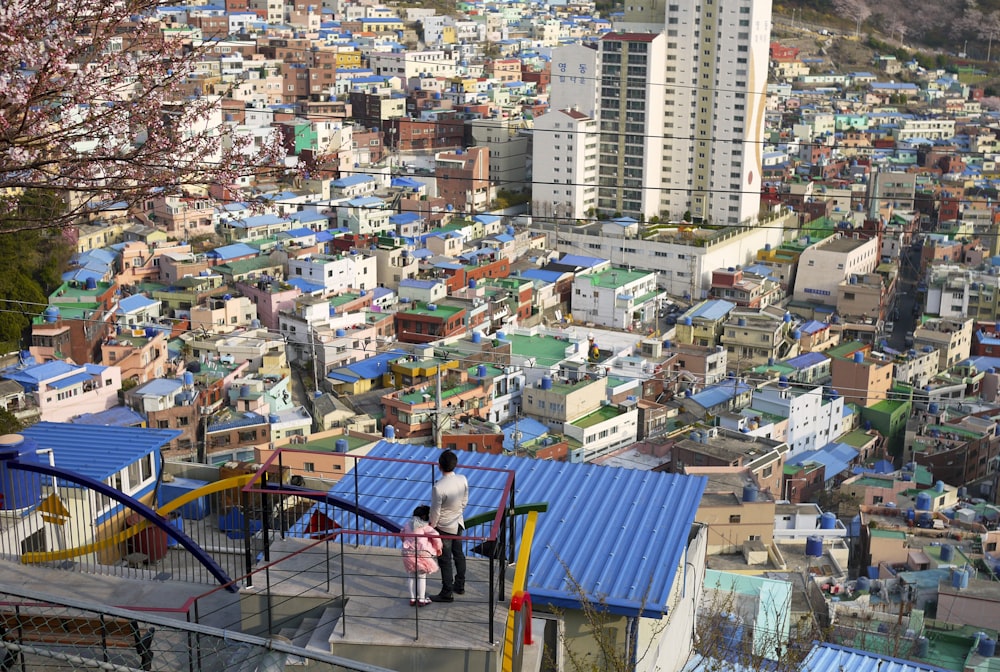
785, 351, 829, 369
286, 278, 324, 293
208, 411, 267, 432
332, 174, 375, 187
689, 381, 750, 409
208, 243, 259, 260
332, 442, 707, 617
689, 299, 736, 322
1, 361, 80, 391
46, 371, 94, 390
518, 269, 565, 283
557, 253, 606, 268
20, 422, 179, 482
70, 406, 146, 427
789, 442, 858, 479
800, 643, 951, 672
117, 294, 159, 314
327, 350, 406, 383
134, 378, 184, 397
799, 320, 829, 335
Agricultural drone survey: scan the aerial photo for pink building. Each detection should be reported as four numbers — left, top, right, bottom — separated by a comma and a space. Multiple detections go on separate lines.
5, 361, 123, 423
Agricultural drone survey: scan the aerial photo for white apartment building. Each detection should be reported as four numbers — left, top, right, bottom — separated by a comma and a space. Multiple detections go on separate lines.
749, 382, 844, 457
367, 50, 458, 86
563, 406, 639, 463
531, 108, 598, 221
337, 197, 393, 237
891, 118, 957, 142
548, 44, 600, 118
571, 266, 658, 329
792, 235, 880, 307
604, 0, 772, 225
287, 252, 377, 293
913, 318, 974, 372
595, 32, 667, 219
890, 346, 940, 389
538, 210, 792, 298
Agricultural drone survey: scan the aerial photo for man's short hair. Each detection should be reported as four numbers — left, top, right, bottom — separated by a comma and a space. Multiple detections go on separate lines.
439, 449, 458, 473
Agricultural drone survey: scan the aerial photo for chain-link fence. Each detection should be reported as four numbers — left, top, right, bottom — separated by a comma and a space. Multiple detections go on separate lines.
0, 586, 396, 672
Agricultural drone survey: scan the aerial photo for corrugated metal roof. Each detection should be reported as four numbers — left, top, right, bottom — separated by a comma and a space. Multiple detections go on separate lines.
45, 371, 94, 390
19, 422, 180, 482
800, 643, 951, 672
332, 442, 706, 617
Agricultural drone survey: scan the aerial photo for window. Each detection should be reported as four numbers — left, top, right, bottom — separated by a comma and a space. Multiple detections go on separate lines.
729, 515, 741, 523
304, 462, 315, 472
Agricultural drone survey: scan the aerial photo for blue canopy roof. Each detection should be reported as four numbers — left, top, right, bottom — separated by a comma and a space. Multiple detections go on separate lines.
330, 442, 706, 617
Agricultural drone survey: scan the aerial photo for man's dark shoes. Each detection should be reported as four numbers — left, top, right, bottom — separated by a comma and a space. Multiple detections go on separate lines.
430, 592, 454, 603
454, 586, 465, 595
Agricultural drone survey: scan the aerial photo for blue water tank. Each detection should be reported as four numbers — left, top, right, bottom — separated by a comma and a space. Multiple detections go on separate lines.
0, 435, 44, 510
916, 492, 932, 510
496, 330, 507, 340
183, 371, 194, 387
907, 507, 915, 521
251, 319, 261, 328
916, 636, 929, 657
540, 376, 553, 390
268, 413, 280, 424
85, 277, 97, 290
821, 512, 837, 529
792, 329, 802, 340
935, 480, 945, 493
952, 568, 969, 590
335, 439, 349, 453
43, 306, 60, 323
778, 375, 789, 388
384, 425, 396, 440
853, 351, 864, 364
335, 328, 347, 337
737, 317, 747, 327
940, 543, 954, 562
979, 637, 996, 658
783, 312, 792, 323
223, 294, 232, 301
682, 316, 692, 326
805, 535, 823, 558
477, 364, 487, 378
856, 576, 871, 591
469, 279, 477, 288
472, 331, 482, 344
929, 402, 939, 414
240, 385, 251, 398
427, 303, 437, 311
742, 485, 758, 502
144, 326, 157, 339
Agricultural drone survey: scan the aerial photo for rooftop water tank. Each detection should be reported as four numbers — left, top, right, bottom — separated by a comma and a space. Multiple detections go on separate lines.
783, 312, 792, 323
979, 636, 996, 658
384, 425, 396, 440
742, 485, 758, 503
952, 568, 969, 590
853, 351, 864, 364
683, 316, 692, 326
805, 535, 823, 558
472, 331, 482, 344
183, 371, 194, 387
792, 329, 802, 340
496, 330, 507, 340
85, 277, 97, 290
335, 439, 349, 453
268, 413, 280, 424
240, 385, 251, 398
0, 435, 44, 510
916, 492, 932, 511
821, 512, 837, 529
940, 543, 954, 562
427, 303, 437, 311
469, 279, 477, 288
43, 306, 60, 323
540, 376, 553, 390
935, 480, 945, 493
737, 318, 747, 327
223, 294, 232, 301
336, 328, 347, 337
477, 364, 487, 378
929, 402, 939, 414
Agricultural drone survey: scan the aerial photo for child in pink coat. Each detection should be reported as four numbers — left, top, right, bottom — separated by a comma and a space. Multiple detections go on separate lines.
401, 505, 443, 606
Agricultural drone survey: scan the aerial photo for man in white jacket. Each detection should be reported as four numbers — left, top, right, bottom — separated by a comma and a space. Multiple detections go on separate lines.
428, 449, 468, 602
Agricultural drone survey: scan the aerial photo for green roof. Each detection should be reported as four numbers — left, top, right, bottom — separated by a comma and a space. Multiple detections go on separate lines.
839, 429, 876, 448
570, 405, 623, 429
869, 528, 906, 539
403, 303, 463, 318
399, 381, 477, 405
854, 476, 895, 489
582, 267, 653, 289
301, 434, 371, 452
505, 334, 572, 367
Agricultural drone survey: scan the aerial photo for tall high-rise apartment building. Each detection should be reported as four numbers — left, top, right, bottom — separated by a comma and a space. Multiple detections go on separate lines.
597, 0, 772, 225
